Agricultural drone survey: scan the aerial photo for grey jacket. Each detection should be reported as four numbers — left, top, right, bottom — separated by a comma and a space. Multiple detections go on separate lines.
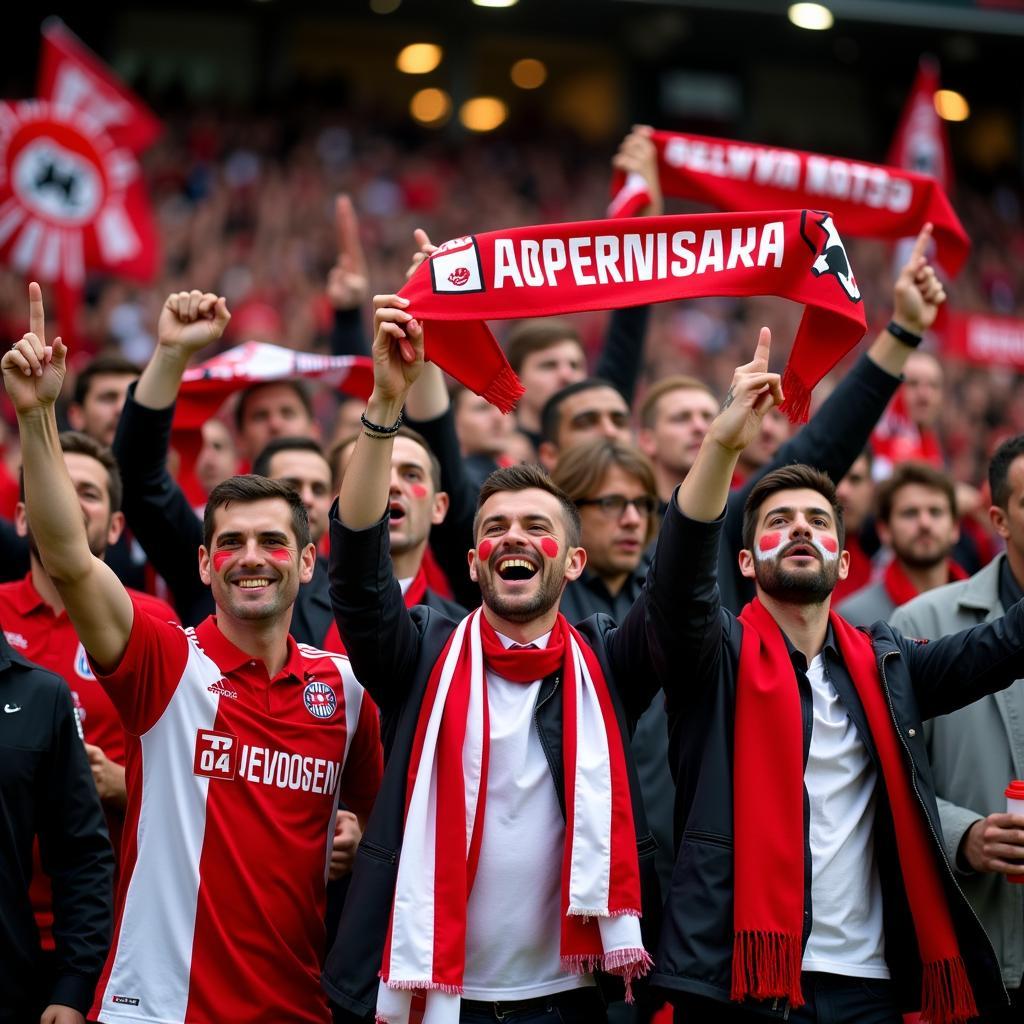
889, 553, 1024, 990
837, 578, 896, 627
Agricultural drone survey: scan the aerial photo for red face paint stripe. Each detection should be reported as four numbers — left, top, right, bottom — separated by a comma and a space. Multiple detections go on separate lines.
758, 532, 782, 552
212, 551, 232, 571
540, 538, 559, 558
270, 549, 293, 563
410, 484, 428, 499
478, 540, 493, 560
820, 536, 838, 553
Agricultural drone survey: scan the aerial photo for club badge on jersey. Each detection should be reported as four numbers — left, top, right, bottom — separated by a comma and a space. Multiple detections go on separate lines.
303, 680, 337, 720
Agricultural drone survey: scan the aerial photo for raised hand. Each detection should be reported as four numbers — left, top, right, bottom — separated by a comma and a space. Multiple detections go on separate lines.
709, 327, 784, 453
892, 223, 946, 334
326, 194, 370, 311
157, 290, 231, 356
404, 227, 438, 281
612, 124, 663, 217
370, 293, 424, 406
1, 282, 67, 415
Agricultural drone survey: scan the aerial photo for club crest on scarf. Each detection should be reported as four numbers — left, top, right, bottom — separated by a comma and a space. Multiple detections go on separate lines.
800, 211, 861, 303
429, 236, 485, 294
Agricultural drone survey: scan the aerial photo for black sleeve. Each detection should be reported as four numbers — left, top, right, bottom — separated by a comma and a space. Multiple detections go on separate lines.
405, 407, 480, 611
111, 385, 212, 625
720, 352, 902, 612
38, 685, 114, 1014
607, 493, 726, 723
328, 502, 421, 713
594, 304, 649, 405
0, 519, 29, 582
328, 307, 370, 357
902, 596, 1024, 720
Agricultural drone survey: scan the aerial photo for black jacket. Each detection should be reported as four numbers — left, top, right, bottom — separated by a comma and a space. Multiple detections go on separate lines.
0, 632, 113, 1021
322, 495, 696, 1017
112, 386, 341, 642
655, 510, 1020, 1018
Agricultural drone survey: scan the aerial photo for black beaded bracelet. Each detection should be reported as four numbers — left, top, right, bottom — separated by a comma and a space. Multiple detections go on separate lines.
360, 409, 404, 438
887, 320, 923, 348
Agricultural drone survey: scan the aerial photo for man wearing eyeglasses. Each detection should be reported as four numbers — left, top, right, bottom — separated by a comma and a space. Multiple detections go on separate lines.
551, 439, 660, 625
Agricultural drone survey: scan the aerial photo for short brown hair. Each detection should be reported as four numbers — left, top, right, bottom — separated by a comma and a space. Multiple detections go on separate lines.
639, 375, 716, 429
742, 464, 844, 552
20, 430, 123, 512
875, 462, 957, 524
329, 426, 442, 492
203, 475, 310, 550
551, 439, 659, 543
504, 319, 582, 375
474, 463, 581, 548
72, 352, 141, 406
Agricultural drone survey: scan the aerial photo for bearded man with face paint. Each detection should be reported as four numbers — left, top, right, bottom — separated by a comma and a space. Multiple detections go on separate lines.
658, 328, 1024, 1024
323, 295, 699, 1024
2, 285, 383, 1024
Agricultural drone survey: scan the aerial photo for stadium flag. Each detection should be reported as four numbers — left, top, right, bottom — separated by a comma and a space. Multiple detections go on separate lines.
0, 21, 161, 341
608, 129, 968, 277
399, 210, 868, 422
888, 57, 954, 193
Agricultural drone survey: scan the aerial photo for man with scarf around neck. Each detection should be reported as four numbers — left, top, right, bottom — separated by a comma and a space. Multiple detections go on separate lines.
322, 293, 704, 1024
656, 326, 1024, 1024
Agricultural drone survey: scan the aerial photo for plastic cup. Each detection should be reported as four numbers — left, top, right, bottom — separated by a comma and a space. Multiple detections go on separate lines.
1004, 780, 1024, 884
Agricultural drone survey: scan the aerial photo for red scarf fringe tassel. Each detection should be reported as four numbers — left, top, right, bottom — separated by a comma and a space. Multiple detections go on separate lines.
730, 930, 804, 1008
920, 956, 978, 1024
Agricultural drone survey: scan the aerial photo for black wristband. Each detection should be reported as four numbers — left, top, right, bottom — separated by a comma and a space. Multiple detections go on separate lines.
360, 409, 404, 438
887, 320, 923, 348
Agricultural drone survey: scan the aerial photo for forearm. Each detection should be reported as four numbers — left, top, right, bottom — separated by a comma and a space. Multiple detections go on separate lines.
676, 434, 740, 522
404, 360, 447, 421
337, 392, 403, 530
865, 324, 917, 378
133, 345, 190, 410
18, 407, 94, 584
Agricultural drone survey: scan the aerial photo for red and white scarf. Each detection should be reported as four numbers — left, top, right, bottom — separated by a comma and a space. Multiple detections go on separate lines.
608, 130, 969, 276
398, 210, 867, 422
734, 598, 977, 1023
376, 608, 650, 1024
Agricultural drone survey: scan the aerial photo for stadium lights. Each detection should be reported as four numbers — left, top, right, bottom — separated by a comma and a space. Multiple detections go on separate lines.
472, 0, 519, 7
511, 58, 547, 89
396, 43, 443, 74
787, 3, 834, 30
934, 89, 970, 122
460, 97, 509, 132
410, 88, 452, 127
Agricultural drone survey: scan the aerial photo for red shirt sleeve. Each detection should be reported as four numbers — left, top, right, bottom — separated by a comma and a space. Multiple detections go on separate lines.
90, 595, 190, 736
339, 692, 382, 824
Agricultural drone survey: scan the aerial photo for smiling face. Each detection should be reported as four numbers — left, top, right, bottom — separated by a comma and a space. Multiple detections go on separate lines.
469, 488, 584, 624
740, 487, 848, 605
199, 497, 315, 623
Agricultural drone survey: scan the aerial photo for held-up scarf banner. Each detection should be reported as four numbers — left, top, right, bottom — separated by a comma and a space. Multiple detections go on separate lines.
608, 131, 969, 277
735, 598, 977, 1024
399, 210, 867, 422
376, 608, 649, 1024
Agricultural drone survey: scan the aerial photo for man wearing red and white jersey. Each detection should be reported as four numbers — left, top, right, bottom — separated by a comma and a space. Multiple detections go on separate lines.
0, 429, 178, 956
2, 284, 382, 1024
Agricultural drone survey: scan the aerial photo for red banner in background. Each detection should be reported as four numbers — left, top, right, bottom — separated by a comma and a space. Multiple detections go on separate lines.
888, 57, 954, 194
942, 312, 1024, 369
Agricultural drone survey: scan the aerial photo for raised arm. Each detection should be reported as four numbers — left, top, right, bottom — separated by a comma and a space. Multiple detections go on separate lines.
327, 194, 371, 357
2, 285, 132, 671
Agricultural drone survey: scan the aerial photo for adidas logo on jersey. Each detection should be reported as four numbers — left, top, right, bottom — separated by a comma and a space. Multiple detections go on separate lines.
207, 679, 238, 699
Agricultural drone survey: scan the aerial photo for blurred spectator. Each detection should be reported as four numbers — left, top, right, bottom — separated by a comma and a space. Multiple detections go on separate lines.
538, 378, 632, 471
832, 449, 878, 603
193, 419, 240, 501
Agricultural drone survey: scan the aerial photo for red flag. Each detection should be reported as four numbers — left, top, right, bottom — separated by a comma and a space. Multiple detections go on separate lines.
37, 19, 161, 155
888, 57, 953, 194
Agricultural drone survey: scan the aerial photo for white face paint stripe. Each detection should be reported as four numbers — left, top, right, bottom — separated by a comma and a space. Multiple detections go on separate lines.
754, 536, 839, 563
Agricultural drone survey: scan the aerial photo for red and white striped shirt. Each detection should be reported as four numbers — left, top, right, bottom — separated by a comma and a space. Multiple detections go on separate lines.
90, 599, 382, 1024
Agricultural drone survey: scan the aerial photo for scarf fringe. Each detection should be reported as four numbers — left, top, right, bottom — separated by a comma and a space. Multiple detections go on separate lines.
481, 364, 525, 414
566, 906, 642, 919
379, 978, 463, 995
920, 957, 978, 1024
730, 930, 804, 1007
779, 365, 811, 424
561, 948, 653, 1004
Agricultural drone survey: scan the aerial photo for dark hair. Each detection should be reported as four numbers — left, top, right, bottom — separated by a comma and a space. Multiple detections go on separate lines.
875, 462, 956, 524
474, 463, 581, 548
639, 375, 716, 430
234, 380, 314, 432
551, 439, 659, 544
330, 426, 442, 492
989, 434, 1024, 509
72, 352, 141, 406
251, 436, 328, 479
539, 377, 624, 446
20, 430, 123, 512
203, 475, 311, 550
504, 319, 582, 376
742, 464, 845, 552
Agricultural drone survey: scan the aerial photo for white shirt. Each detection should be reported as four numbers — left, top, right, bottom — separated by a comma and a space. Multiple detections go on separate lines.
463, 630, 594, 999
801, 653, 890, 979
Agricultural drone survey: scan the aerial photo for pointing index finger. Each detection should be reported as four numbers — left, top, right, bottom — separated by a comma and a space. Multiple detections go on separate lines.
28, 282, 45, 345
753, 326, 771, 368
335, 195, 365, 269
909, 222, 934, 264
